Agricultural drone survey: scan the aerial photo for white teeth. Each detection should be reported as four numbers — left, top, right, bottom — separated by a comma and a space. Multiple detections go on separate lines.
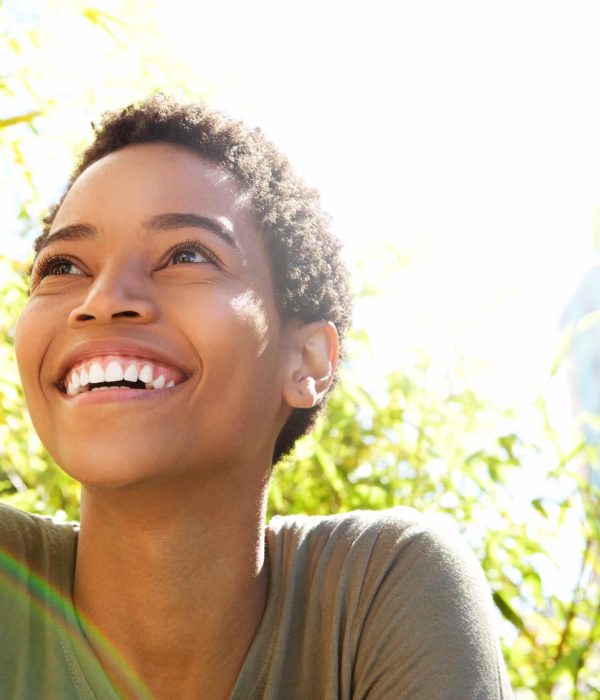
71, 370, 81, 391
63, 358, 179, 397
139, 364, 153, 383
152, 375, 165, 390
89, 362, 105, 384
124, 364, 138, 382
105, 360, 124, 382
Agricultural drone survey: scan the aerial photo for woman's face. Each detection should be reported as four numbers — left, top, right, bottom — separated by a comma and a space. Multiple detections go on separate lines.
15, 143, 291, 488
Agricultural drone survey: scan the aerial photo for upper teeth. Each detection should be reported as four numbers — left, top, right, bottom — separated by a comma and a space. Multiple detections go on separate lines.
64, 357, 178, 397
105, 361, 124, 382
124, 364, 138, 382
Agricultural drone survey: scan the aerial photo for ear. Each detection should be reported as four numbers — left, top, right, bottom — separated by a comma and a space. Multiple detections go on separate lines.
282, 321, 340, 409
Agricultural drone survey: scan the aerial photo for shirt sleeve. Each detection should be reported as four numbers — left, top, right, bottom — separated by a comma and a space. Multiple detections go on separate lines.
351, 510, 513, 700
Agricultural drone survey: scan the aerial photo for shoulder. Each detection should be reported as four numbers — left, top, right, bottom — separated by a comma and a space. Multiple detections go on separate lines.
0, 502, 78, 574
267, 504, 425, 539
267, 506, 482, 580
0, 501, 53, 545
266, 506, 496, 643
267, 508, 511, 698
0, 501, 79, 536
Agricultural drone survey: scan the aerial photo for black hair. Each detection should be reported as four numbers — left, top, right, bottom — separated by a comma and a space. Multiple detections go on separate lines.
35, 94, 352, 465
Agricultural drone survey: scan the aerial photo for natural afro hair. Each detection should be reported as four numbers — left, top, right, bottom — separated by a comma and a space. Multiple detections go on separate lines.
36, 94, 352, 465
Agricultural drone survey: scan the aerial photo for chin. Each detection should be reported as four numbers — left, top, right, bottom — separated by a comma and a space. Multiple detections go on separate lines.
48, 439, 187, 491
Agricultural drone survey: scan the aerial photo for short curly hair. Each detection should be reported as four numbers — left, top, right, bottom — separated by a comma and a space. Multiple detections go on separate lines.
35, 94, 352, 465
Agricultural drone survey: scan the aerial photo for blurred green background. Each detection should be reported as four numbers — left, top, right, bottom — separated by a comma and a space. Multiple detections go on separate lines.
2, 1, 600, 697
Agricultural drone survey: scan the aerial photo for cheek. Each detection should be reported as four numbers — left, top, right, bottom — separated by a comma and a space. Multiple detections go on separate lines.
13, 305, 49, 445
229, 290, 273, 356
182, 289, 282, 399
14, 302, 43, 390
172, 285, 278, 359
14, 298, 60, 411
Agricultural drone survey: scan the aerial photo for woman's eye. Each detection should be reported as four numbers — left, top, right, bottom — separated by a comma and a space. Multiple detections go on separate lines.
36, 257, 85, 278
168, 241, 217, 266
170, 248, 208, 265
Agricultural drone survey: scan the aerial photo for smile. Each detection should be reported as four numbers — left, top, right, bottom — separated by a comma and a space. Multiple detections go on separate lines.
60, 355, 187, 397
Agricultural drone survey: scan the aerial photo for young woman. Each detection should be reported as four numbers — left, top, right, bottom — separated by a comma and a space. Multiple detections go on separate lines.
3, 95, 512, 698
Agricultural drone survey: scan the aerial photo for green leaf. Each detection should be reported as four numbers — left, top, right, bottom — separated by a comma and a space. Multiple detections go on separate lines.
0, 111, 42, 130
493, 591, 526, 632
314, 446, 346, 500
531, 498, 548, 518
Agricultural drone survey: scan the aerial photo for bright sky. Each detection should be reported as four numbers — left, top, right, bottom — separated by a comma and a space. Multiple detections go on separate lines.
3, 0, 600, 407
151, 0, 600, 405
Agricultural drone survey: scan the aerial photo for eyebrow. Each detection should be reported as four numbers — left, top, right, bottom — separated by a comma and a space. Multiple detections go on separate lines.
37, 212, 241, 253
143, 213, 240, 250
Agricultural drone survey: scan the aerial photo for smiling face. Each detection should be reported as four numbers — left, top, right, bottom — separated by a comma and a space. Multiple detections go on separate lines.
15, 143, 294, 488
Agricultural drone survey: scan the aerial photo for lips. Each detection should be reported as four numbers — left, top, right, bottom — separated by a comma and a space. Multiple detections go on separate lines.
56, 340, 190, 397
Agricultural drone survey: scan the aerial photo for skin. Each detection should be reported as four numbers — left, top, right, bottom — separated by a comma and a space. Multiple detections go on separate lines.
15, 143, 339, 699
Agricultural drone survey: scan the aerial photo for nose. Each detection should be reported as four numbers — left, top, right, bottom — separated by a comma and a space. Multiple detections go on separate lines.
67, 263, 159, 327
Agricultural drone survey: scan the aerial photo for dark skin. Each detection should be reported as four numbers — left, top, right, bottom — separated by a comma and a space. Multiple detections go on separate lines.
15, 143, 339, 699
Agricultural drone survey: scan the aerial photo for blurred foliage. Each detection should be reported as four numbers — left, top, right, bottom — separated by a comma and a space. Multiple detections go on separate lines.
2, 2, 600, 698
0, 0, 212, 236
268, 342, 600, 698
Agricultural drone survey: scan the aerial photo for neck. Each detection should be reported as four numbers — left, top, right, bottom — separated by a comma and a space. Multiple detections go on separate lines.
73, 473, 269, 700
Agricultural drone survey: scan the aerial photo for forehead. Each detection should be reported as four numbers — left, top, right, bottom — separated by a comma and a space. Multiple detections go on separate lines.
52, 142, 257, 237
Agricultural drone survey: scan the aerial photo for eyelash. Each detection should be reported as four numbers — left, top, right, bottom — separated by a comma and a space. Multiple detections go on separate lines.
34, 253, 78, 279
33, 238, 221, 280
167, 238, 221, 267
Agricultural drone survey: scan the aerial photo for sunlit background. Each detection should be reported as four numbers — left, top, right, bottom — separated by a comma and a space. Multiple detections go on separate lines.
3, 0, 600, 401
3, 1, 600, 694
3, 0, 599, 582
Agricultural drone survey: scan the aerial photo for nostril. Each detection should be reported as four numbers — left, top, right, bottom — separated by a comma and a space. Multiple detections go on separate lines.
68, 298, 157, 326
113, 311, 140, 318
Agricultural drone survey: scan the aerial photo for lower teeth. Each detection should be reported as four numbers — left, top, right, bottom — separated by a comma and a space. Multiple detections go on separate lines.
90, 386, 136, 392
77, 382, 165, 394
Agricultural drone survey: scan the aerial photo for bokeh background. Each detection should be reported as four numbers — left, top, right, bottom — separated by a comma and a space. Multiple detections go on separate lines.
2, 0, 600, 696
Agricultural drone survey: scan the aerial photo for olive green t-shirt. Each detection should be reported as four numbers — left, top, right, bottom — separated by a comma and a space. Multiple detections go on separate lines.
0, 503, 512, 699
